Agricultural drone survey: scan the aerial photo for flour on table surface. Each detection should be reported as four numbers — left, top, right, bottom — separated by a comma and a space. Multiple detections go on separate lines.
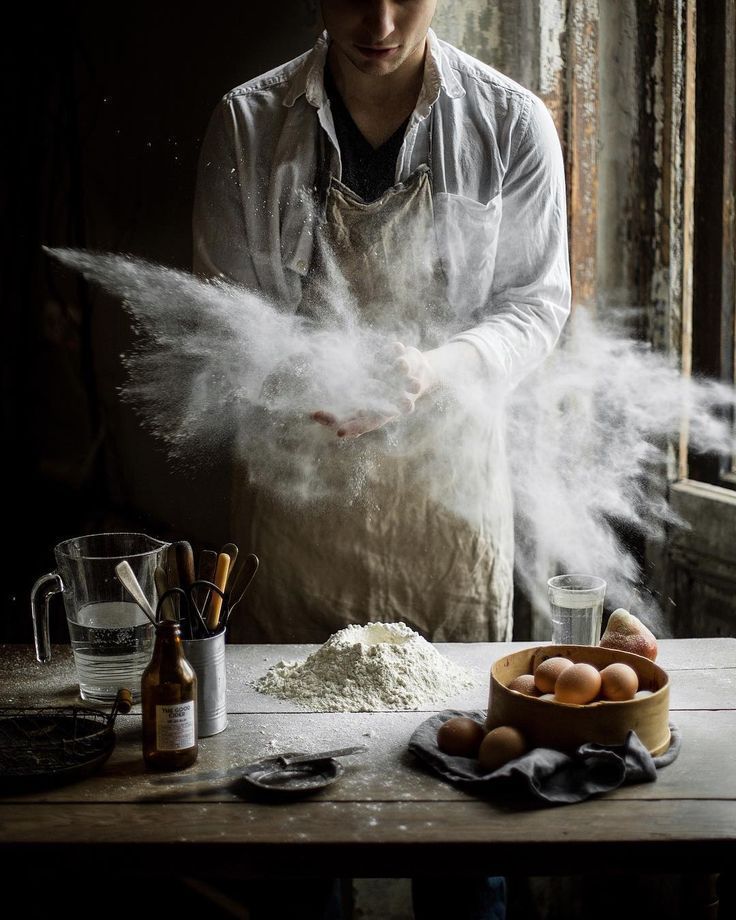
254, 622, 476, 712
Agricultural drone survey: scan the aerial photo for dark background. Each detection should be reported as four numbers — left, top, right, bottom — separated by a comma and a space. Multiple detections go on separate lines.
3, 2, 322, 642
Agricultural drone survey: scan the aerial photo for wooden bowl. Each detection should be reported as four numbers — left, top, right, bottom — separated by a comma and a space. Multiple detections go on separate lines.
486, 645, 670, 755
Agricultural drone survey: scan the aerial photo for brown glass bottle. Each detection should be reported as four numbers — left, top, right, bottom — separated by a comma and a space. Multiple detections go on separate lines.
141, 619, 198, 770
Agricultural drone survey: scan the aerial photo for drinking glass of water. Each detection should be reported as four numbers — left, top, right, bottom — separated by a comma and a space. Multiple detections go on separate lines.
547, 574, 606, 645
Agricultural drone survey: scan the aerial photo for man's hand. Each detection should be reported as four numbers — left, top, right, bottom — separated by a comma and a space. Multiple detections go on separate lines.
311, 342, 437, 439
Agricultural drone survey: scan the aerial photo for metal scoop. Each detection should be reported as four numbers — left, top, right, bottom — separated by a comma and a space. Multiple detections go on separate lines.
241, 745, 368, 796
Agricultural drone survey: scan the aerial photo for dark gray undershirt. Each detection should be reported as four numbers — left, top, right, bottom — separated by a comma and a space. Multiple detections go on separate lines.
324, 65, 411, 203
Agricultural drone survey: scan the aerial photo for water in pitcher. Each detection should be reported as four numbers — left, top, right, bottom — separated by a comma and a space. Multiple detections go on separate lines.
67, 601, 154, 702
550, 597, 603, 645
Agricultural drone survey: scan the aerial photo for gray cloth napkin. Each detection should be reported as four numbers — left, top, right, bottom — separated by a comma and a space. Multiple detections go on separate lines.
409, 709, 681, 806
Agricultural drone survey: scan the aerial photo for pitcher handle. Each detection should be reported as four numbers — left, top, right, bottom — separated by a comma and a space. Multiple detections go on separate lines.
30, 572, 64, 663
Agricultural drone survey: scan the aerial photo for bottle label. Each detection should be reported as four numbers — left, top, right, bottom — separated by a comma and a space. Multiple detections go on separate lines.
155, 701, 195, 751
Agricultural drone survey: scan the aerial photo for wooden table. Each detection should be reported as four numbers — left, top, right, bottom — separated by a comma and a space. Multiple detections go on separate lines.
0, 639, 734, 905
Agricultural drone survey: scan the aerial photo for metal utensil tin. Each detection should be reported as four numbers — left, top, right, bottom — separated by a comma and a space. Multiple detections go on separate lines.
182, 628, 227, 737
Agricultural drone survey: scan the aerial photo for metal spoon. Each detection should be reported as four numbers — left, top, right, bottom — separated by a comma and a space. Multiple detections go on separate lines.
115, 561, 157, 626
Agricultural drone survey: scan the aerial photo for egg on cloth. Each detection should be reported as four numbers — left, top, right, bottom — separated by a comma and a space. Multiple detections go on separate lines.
478, 725, 527, 771
436, 716, 487, 757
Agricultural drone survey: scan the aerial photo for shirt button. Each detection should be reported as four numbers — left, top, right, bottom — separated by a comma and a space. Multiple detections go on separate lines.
296, 259, 307, 272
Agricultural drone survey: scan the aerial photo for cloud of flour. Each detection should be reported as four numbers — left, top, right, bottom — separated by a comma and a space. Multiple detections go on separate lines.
507, 307, 735, 625
45, 247, 419, 500
44, 246, 735, 629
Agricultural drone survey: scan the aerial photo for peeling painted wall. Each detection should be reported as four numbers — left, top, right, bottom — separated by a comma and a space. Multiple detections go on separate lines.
434, 1, 564, 120
597, 0, 641, 311
434, 1, 690, 339
434, 1, 517, 80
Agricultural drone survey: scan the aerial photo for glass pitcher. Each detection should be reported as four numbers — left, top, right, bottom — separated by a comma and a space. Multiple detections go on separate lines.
31, 532, 169, 702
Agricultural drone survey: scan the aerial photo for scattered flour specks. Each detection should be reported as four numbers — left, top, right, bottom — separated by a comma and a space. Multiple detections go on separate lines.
254, 622, 475, 712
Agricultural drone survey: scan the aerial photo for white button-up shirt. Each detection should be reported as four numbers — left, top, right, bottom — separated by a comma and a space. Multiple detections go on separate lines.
193, 29, 571, 386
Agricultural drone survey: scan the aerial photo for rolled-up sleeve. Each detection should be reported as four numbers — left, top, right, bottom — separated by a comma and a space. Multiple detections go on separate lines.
451, 95, 571, 387
192, 97, 258, 287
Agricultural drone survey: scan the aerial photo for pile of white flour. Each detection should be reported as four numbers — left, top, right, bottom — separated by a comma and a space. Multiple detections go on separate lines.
254, 621, 476, 712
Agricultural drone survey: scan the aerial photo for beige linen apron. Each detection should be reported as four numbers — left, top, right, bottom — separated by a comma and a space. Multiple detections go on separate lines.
232, 155, 514, 643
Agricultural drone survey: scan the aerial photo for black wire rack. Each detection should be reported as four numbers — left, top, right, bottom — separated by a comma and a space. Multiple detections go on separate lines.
0, 688, 132, 791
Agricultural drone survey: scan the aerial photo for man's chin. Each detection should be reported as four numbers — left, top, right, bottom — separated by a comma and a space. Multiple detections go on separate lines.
358, 62, 403, 76
329, 42, 403, 76
348, 54, 408, 77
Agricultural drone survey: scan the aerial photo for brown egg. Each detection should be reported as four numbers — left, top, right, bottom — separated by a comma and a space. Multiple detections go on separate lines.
599, 663, 639, 701
507, 674, 539, 696
478, 725, 527, 772
554, 662, 601, 704
534, 656, 573, 693
437, 717, 487, 757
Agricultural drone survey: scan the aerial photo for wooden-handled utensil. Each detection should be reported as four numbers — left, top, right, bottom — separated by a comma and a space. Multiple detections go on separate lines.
154, 565, 174, 621
164, 543, 181, 619
195, 549, 218, 613
175, 541, 196, 592
221, 543, 239, 584
197, 549, 218, 583
205, 552, 231, 631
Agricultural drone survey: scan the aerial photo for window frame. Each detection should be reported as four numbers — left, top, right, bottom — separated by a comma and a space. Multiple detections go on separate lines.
687, 0, 736, 489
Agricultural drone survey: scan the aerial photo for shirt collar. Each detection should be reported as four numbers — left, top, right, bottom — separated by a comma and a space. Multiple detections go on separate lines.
421, 29, 466, 111
283, 28, 466, 110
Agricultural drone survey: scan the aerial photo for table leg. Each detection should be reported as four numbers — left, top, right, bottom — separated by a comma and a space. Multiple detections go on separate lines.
682, 873, 720, 920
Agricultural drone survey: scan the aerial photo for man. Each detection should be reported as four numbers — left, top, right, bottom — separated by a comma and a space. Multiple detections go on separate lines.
193, 0, 570, 649
193, 3, 569, 917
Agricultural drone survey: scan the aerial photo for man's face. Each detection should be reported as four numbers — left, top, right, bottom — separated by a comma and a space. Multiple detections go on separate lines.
321, 0, 438, 77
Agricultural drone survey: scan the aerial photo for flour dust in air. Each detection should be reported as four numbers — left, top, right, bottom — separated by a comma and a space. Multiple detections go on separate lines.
42, 248, 736, 633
